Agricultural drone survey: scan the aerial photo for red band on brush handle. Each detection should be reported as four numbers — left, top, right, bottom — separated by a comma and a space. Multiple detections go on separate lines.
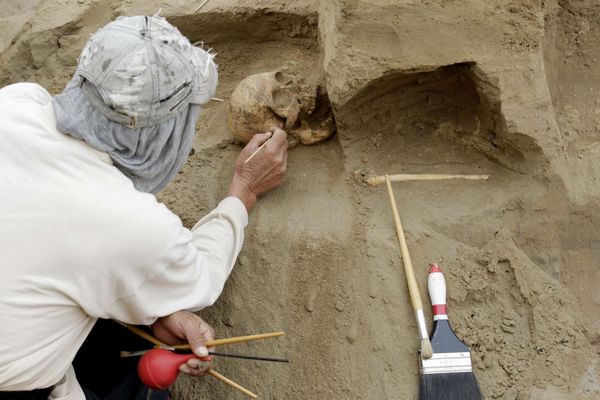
429, 263, 442, 273
432, 304, 447, 315
428, 263, 448, 320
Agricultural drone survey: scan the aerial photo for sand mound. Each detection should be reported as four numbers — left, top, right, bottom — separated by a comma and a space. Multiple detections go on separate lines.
1, 1, 599, 399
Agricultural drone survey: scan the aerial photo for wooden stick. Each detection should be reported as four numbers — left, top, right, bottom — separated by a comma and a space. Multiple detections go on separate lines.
125, 324, 284, 350
208, 369, 258, 399
194, 0, 211, 13
124, 325, 276, 397
244, 135, 272, 163
126, 325, 168, 347
171, 331, 285, 350
120, 349, 289, 363
384, 175, 433, 359
367, 173, 489, 187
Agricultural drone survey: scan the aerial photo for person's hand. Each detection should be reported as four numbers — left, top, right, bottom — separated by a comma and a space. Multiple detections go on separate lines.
151, 311, 215, 377
227, 127, 288, 212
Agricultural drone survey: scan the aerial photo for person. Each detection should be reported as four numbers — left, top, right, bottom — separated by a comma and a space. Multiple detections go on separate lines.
0, 15, 288, 400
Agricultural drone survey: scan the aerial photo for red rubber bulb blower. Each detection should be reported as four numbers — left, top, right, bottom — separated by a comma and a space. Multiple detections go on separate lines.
138, 348, 196, 389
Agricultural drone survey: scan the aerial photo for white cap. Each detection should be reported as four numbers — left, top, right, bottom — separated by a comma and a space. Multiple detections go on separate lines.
76, 16, 217, 127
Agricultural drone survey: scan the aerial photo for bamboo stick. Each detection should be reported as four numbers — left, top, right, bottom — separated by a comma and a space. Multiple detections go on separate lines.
244, 135, 272, 163
384, 175, 433, 359
367, 173, 489, 187
126, 325, 168, 347
208, 369, 258, 399
193, 0, 211, 13
126, 325, 284, 350
120, 349, 289, 363
124, 325, 264, 398
172, 331, 286, 350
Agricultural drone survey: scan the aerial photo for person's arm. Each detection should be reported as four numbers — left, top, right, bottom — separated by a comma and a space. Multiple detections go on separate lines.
103, 128, 288, 324
174, 127, 288, 308
114, 129, 288, 376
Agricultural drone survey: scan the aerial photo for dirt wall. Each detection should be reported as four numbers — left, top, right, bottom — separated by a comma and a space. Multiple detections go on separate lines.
1, 1, 599, 399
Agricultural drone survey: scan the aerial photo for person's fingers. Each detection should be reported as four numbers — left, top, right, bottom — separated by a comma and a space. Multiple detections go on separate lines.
181, 358, 213, 376
269, 127, 287, 147
282, 149, 288, 169
246, 132, 271, 150
179, 365, 192, 374
186, 358, 213, 368
181, 316, 215, 358
179, 364, 208, 377
200, 322, 215, 344
274, 146, 288, 179
267, 127, 288, 149
269, 126, 285, 136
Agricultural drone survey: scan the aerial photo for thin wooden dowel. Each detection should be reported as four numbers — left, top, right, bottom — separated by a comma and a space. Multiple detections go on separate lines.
172, 331, 285, 350
126, 325, 167, 347
125, 324, 284, 351
244, 136, 271, 163
385, 176, 422, 311
207, 369, 258, 399
368, 173, 489, 187
384, 175, 432, 359
194, 0, 211, 13
120, 349, 289, 363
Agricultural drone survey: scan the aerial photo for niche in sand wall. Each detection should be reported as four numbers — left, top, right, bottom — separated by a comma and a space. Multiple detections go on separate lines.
335, 63, 544, 173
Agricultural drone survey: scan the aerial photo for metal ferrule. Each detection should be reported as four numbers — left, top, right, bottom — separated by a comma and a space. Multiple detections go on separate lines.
420, 351, 474, 375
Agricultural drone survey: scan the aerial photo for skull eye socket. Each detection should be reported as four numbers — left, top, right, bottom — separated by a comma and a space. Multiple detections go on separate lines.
272, 88, 296, 109
274, 71, 285, 83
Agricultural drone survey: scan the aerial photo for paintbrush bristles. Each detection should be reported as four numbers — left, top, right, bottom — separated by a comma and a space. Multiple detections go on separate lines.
420, 339, 433, 359
420, 372, 482, 400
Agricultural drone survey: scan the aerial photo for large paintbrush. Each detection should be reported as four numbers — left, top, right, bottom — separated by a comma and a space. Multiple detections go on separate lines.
420, 263, 482, 399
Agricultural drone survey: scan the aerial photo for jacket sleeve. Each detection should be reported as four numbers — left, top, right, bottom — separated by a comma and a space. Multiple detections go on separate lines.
102, 196, 248, 325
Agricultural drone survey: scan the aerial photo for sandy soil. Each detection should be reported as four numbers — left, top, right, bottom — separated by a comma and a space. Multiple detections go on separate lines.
1, 1, 599, 399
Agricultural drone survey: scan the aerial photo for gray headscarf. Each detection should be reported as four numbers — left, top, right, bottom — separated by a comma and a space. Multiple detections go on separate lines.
52, 76, 201, 193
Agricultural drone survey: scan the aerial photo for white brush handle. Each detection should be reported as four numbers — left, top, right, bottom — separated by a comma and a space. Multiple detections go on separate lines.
428, 263, 448, 321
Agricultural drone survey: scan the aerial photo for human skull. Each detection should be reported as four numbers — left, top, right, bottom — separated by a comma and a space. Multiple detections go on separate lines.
226, 70, 335, 146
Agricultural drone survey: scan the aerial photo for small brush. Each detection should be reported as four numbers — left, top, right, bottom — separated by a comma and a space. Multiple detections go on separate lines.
420, 263, 482, 400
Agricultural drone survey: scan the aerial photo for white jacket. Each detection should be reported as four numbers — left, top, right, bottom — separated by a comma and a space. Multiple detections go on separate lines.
0, 83, 247, 399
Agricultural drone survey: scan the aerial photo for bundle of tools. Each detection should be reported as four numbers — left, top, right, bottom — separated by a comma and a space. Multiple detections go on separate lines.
381, 173, 484, 400
122, 326, 288, 399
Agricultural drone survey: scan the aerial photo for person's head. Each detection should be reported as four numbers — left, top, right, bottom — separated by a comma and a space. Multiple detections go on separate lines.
53, 16, 218, 193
